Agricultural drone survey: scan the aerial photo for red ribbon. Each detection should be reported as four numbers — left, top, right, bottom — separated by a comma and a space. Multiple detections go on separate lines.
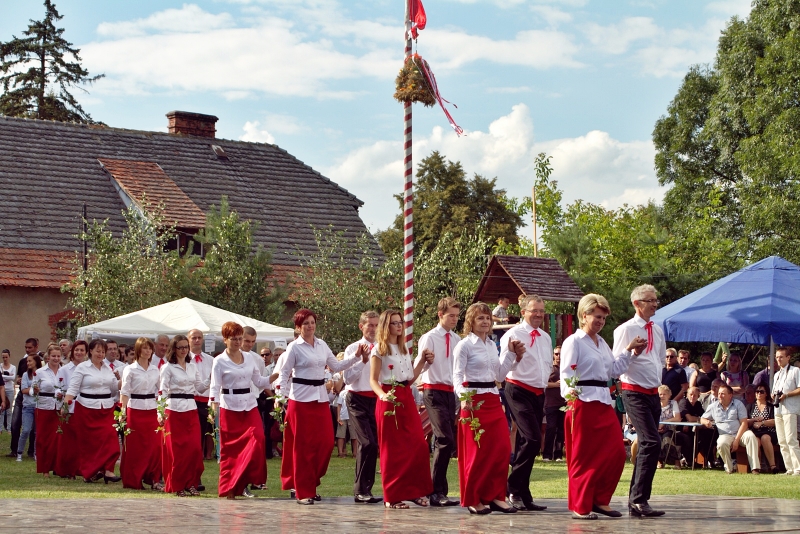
158, 358, 164, 369
413, 55, 463, 136
194, 354, 203, 363
445, 332, 450, 358
530, 329, 541, 347
644, 322, 654, 353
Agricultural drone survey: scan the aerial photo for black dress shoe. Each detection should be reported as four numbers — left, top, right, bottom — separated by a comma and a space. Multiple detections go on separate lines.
354, 494, 383, 504
628, 503, 665, 517
592, 505, 622, 518
508, 494, 547, 511
572, 511, 598, 520
468, 506, 492, 515
103, 474, 121, 484
197, 484, 206, 491
250, 484, 265, 491
313, 494, 322, 501
489, 501, 517, 513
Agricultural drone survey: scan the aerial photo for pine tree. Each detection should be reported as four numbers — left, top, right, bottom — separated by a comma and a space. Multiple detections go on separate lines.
0, 0, 103, 123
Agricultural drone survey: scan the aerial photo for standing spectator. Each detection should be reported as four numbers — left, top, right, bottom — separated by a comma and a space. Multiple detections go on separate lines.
747, 384, 778, 473
125, 347, 136, 365
492, 296, 511, 324
677, 350, 695, 386
55, 340, 88, 478
9, 338, 39, 457
59, 339, 71, 366
700, 383, 760, 474
543, 346, 565, 462
662, 348, 688, 401
335, 388, 357, 458
721, 352, 749, 401
1, 349, 16, 432
17, 353, 42, 461
690, 352, 718, 394
259, 346, 275, 460
613, 284, 666, 517
34, 344, 62, 475
772, 347, 800, 475
753, 358, 779, 391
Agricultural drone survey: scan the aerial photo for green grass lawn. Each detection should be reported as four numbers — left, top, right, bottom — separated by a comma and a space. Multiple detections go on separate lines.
1, 432, 798, 500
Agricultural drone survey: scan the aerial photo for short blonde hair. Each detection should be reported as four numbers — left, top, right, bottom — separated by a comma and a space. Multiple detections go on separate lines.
576, 294, 611, 327
462, 302, 492, 337
658, 385, 671, 396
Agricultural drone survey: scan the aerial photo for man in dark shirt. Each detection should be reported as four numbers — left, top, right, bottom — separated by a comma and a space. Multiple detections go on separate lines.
662, 348, 688, 401
679, 386, 713, 467
542, 346, 566, 461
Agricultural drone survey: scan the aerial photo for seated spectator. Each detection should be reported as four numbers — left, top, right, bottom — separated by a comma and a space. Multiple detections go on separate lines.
747, 385, 778, 473
743, 384, 756, 407
662, 348, 688, 401
721, 352, 750, 401
702, 379, 724, 410
679, 386, 706, 467
657, 385, 691, 469
701, 383, 760, 474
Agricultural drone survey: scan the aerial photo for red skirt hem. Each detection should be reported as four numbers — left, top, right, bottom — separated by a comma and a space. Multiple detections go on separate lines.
75, 403, 120, 479
121, 408, 162, 489
280, 400, 332, 500
218, 407, 266, 497
162, 409, 204, 493
457, 393, 509, 506
35, 409, 60, 474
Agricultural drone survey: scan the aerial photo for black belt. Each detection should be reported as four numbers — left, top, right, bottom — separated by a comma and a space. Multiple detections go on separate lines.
576, 380, 608, 387
292, 377, 325, 386
131, 393, 157, 400
168, 393, 195, 399
222, 388, 250, 395
38, 392, 55, 398
397, 380, 411, 387
80, 393, 112, 399
466, 381, 496, 388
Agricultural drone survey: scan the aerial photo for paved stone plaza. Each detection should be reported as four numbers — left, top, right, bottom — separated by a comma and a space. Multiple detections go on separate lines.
2, 495, 799, 533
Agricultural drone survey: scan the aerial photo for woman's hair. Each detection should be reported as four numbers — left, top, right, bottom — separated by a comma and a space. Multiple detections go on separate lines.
134, 337, 155, 363
45, 343, 61, 362
87, 338, 107, 355
167, 335, 190, 364
221, 321, 243, 340
727, 351, 742, 370
576, 293, 611, 327
754, 382, 771, 399
68, 340, 89, 361
293, 308, 317, 329
26, 353, 42, 378
657, 384, 671, 396
462, 302, 492, 337
376, 309, 407, 357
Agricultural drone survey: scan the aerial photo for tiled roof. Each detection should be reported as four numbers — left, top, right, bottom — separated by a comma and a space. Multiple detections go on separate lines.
473, 255, 584, 303
98, 158, 206, 229
0, 115, 381, 289
0, 248, 74, 288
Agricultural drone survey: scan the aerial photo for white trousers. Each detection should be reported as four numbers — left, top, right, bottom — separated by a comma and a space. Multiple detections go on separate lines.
775, 413, 800, 473
717, 430, 759, 472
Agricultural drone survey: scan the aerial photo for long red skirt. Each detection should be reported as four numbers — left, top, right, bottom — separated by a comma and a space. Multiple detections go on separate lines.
121, 408, 162, 489
56, 411, 79, 478
376, 384, 433, 503
219, 407, 266, 497
75, 403, 120, 479
162, 409, 204, 493
565, 399, 626, 514
281, 400, 332, 500
35, 408, 60, 474
458, 393, 510, 507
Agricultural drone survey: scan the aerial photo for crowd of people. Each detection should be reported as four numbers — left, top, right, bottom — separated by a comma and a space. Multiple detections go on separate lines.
1, 285, 799, 521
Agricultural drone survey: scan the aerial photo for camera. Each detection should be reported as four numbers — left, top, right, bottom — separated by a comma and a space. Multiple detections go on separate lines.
772, 391, 783, 408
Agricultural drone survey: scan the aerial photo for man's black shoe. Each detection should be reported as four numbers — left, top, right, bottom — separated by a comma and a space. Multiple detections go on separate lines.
628, 503, 665, 517
354, 494, 383, 504
508, 494, 547, 511
197, 484, 206, 491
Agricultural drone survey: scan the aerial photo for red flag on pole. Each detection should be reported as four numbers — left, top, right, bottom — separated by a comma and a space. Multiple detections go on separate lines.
408, 0, 427, 39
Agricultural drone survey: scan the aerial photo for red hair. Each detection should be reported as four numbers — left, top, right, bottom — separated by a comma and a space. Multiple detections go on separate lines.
293, 308, 317, 328
221, 321, 244, 340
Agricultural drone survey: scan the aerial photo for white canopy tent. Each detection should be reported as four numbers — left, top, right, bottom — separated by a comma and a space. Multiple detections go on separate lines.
76, 298, 294, 347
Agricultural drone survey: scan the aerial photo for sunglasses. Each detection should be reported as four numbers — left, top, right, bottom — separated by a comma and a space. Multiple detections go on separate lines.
756, 390, 767, 394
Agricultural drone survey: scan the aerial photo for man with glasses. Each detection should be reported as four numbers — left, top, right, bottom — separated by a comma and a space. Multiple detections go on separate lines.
662, 348, 688, 401
500, 295, 550, 512
613, 284, 666, 517
543, 346, 565, 462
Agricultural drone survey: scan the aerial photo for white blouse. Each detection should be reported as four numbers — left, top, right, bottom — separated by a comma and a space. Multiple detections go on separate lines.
57, 362, 77, 413
371, 344, 415, 383
120, 361, 160, 411
210, 351, 272, 412
2, 364, 16, 393
277, 337, 358, 403
34, 366, 62, 410
453, 333, 516, 396
159, 361, 209, 412
66, 360, 119, 410
560, 330, 633, 406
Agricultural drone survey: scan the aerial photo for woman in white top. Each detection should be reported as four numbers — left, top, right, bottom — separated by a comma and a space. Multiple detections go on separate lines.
773, 346, 800, 475
1, 349, 15, 432
369, 309, 433, 509
64, 339, 121, 483
210, 321, 274, 499
33, 343, 62, 476
17, 353, 42, 462
55, 340, 87, 479
119, 337, 162, 490
159, 334, 208, 497
277, 308, 361, 505
560, 294, 646, 520
657, 384, 690, 469
453, 303, 520, 514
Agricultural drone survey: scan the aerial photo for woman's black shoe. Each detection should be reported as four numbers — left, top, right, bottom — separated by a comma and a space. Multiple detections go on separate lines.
592, 505, 622, 517
104, 474, 121, 484
572, 511, 598, 520
468, 506, 492, 515
313, 494, 322, 501
489, 501, 517, 513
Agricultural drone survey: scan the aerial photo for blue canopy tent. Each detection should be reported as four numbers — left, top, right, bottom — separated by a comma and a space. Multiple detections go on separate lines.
652, 256, 800, 382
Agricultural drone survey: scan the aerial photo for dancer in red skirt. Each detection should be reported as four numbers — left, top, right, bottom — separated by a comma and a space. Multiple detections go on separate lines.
119, 337, 162, 490
369, 309, 434, 509
453, 303, 524, 514
210, 321, 274, 499
55, 340, 87, 478
159, 334, 208, 497
560, 293, 647, 520
34, 344, 62, 476
64, 339, 121, 484
277, 308, 361, 505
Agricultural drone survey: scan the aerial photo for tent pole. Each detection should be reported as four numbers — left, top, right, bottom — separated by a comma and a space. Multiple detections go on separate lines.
769, 336, 775, 388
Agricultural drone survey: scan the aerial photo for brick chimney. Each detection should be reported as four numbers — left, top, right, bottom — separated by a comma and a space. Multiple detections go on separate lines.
166, 111, 218, 138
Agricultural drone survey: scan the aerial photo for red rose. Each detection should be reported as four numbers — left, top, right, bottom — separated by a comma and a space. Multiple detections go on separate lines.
158, 391, 162, 396
67, 399, 73, 405
59, 377, 63, 382
388, 364, 394, 370
462, 382, 468, 387
276, 385, 280, 390
570, 364, 577, 370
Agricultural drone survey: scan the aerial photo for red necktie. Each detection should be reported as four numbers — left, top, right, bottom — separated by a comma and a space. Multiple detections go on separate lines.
158, 358, 164, 369
110, 362, 114, 371
445, 332, 450, 358
194, 354, 203, 363
369, 343, 374, 352
530, 329, 540, 347
644, 322, 654, 353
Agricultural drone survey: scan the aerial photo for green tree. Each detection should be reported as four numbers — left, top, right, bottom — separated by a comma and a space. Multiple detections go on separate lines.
0, 0, 103, 122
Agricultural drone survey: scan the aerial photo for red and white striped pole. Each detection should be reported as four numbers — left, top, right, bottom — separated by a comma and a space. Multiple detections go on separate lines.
402, 0, 414, 351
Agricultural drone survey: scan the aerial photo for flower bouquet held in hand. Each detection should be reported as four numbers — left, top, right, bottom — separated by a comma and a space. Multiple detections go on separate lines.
57, 399, 72, 434
268, 385, 288, 432
560, 364, 582, 412
113, 408, 131, 452
206, 402, 220, 450
382, 364, 405, 429
459, 386, 486, 447
156, 392, 169, 436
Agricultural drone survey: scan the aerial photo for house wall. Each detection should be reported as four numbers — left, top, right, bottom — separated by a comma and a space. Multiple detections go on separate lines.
0, 287, 70, 366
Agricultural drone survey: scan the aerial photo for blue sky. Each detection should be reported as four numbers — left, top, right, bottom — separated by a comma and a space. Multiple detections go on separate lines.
1, 0, 753, 234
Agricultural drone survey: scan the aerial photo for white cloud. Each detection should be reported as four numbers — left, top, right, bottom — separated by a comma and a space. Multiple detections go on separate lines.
239, 121, 275, 144
486, 86, 532, 93
531, 6, 574, 27
97, 4, 234, 37
325, 104, 663, 231
584, 17, 660, 55
706, 0, 753, 18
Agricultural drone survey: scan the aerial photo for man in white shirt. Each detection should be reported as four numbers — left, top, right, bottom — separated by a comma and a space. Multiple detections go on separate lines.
612, 284, 666, 517
677, 350, 696, 386
242, 326, 270, 490
151, 334, 170, 370
500, 295, 551, 512
59, 339, 71, 366
103, 340, 125, 405
415, 297, 461, 507
492, 296, 510, 324
343, 311, 381, 503
189, 329, 213, 467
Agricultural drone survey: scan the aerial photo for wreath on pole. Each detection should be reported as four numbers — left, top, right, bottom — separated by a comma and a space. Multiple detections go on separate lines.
394, 53, 436, 107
